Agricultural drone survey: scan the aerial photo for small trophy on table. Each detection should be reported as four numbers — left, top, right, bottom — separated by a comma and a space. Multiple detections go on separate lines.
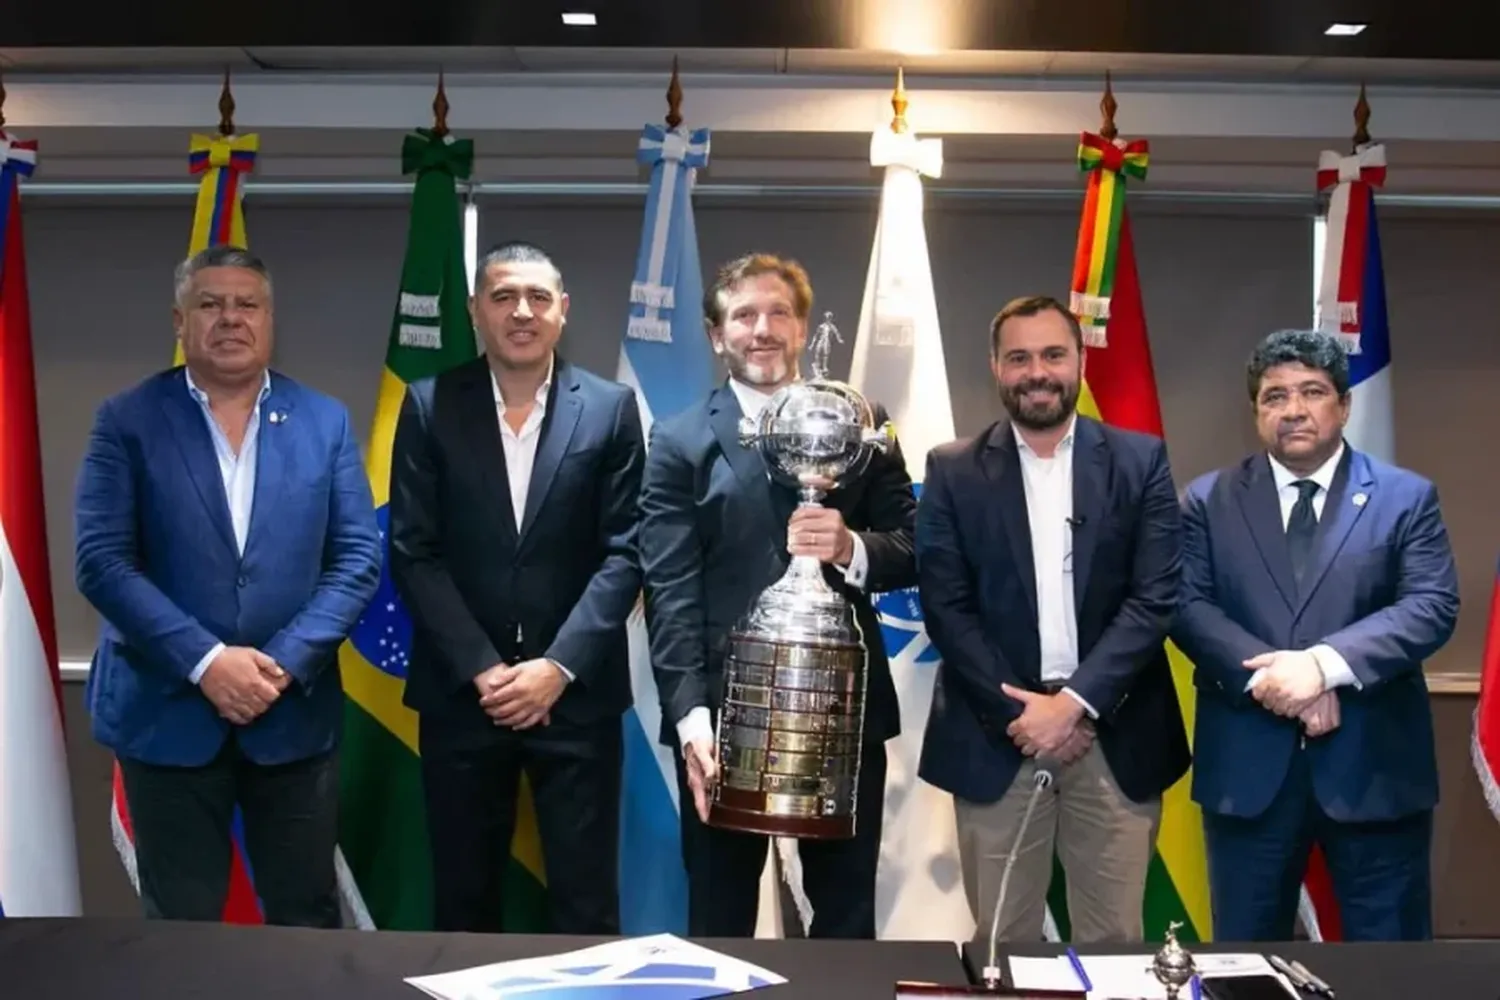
1152, 921, 1200, 1000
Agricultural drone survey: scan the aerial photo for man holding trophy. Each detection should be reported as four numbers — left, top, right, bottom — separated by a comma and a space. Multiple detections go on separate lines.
637, 252, 918, 939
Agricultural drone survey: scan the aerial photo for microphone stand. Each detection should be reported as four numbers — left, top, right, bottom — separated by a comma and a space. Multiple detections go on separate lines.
981, 762, 1057, 990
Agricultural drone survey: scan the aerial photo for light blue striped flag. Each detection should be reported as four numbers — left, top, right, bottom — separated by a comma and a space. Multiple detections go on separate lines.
615, 120, 715, 933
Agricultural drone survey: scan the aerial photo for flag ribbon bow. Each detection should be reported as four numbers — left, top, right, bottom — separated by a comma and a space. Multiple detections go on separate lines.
0, 130, 38, 278
402, 128, 474, 179
627, 124, 711, 343
1315, 143, 1386, 355
393, 129, 475, 351
187, 133, 259, 251
1070, 132, 1150, 348
1316, 144, 1386, 192
871, 129, 943, 179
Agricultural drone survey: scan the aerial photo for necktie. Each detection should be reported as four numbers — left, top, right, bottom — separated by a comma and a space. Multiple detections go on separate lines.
1287, 479, 1320, 584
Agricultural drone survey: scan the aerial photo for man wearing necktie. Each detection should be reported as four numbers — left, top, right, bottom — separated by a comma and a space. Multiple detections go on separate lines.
1173, 329, 1459, 942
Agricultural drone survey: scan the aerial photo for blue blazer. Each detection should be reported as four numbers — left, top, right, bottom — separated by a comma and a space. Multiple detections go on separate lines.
915, 416, 1191, 805
1172, 446, 1459, 823
76, 368, 382, 767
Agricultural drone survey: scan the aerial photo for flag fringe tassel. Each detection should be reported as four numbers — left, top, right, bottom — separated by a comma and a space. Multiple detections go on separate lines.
1470, 705, 1500, 822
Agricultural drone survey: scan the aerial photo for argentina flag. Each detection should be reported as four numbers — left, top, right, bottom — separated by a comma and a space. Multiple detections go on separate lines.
614, 118, 715, 933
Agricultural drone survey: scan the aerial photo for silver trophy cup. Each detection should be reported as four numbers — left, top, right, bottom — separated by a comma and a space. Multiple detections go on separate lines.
708, 313, 895, 839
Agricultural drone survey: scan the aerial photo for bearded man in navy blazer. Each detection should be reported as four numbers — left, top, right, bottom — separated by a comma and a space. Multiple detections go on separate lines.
1173, 329, 1459, 942
916, 295, 1189, 944
75, 245, 382, 926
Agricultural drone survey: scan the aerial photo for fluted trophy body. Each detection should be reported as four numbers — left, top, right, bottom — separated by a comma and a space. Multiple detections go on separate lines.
709, 313, 895, 840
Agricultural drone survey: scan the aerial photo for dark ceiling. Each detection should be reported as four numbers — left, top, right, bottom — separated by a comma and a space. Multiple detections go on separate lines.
0, 1, 1496, 61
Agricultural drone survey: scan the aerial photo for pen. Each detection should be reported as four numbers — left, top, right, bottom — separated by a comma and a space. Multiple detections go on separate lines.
1289, 959, 1335, 998
1064, 947, 1093, 992
1268, 954, 1311, 991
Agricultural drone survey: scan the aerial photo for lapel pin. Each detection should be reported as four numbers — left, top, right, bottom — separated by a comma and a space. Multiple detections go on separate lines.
1352, 492, 1367, 507
269, 410, 287, 424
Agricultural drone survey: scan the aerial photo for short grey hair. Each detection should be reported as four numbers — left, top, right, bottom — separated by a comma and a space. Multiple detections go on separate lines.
474, 240, 564, 294
174, 245, 273, 305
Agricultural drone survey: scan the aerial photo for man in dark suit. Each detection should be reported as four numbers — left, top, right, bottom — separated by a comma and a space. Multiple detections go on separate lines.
75, 244, 382, 925
389, 241, 644, 934
1174, 328, 1459, 942
916, 294, 1189, 944
638, 252, 917, 938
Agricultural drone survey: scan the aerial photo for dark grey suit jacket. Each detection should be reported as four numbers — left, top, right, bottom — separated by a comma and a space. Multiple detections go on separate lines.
637, 381, 918, 748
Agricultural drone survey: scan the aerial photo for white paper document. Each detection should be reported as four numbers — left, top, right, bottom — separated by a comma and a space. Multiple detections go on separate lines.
405, 933, 787, 1000
1008, 953, 1298, 999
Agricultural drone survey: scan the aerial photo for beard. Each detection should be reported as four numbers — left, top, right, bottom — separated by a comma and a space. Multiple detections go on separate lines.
729, 347, 792, 387
1000, 376, 1080, 431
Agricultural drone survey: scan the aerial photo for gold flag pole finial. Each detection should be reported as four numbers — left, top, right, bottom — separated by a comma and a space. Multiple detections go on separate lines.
218, 68, 236, 136
1353, 81, 1371, 150
1099, 70, 1119, 141
666, 56, 684, 129
432, 70, 451, 138
890, 66, 909, 134
0, 67, 7, 130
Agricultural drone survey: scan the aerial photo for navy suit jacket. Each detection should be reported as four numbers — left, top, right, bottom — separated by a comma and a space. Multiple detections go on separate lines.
1172, 446, 1459, 823
76, 368, 382, 767
638, 382, 917, 748
916, 416, 1191, 805
390, 355, 644, 737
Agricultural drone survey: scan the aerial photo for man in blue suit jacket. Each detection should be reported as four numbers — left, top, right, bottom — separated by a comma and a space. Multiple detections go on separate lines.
917, 295, 1189, 945
1174, 329, 1459, 942
75, 245, 382, 926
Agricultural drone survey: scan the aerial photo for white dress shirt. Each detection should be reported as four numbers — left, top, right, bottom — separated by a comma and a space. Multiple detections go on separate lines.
675, 377, 873, 751
1013, 418, 1097, 719
185, 368, 272, 685
1249, 443, 1360, 691
490, 358, 574, 683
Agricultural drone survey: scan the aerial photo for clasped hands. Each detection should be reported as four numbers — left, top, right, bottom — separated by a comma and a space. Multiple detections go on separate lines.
474, 659, 568, 730
1001, 684, 1094, 765
200, 646, 290, 725
1243, 649, 1341, 738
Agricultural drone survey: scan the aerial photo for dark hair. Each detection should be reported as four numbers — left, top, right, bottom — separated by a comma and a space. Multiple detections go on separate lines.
703, 252, 814, 328
174, 244, 271, 303
1246, 329, 1350, 401
989, 295, 1083, 357
474, 240, 564, 293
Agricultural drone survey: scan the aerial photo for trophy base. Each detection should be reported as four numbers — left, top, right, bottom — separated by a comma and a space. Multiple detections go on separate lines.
708, 790, 856, 840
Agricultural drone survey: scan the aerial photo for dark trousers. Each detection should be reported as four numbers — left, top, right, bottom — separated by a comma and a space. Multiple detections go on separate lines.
677, 738, 888, 939
419, 717, 622, 934
117, 742, 340, 927
1203, 747, 1433, 941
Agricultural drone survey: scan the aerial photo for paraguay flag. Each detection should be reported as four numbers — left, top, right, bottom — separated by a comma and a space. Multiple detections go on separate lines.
613, 119, 715, 933
0, 127, 83, 918
1297, 140, 1394, 944
1472, 560, 1500, 823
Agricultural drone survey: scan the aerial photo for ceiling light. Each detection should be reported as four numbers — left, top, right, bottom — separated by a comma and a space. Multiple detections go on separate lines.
1325, 22, 1367, 36
561, 12, 597, 26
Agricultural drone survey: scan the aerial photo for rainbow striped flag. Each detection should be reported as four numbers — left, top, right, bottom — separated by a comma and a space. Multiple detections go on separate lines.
109, 128, 264, 924
334, 126, 548, 929
1045, 128, 1213, 944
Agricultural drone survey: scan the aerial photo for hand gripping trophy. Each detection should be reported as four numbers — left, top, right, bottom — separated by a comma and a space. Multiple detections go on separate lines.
710, 312, 894, 839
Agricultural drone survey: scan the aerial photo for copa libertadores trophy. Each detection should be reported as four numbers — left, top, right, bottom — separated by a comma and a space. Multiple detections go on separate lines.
710, 311, 894, 839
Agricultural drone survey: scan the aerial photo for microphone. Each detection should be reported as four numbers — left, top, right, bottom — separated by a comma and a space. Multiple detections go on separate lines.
1065, 515, 1086, 528
981, 755, 1062, 990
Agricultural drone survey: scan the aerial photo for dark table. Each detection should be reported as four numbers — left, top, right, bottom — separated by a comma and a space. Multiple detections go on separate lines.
963, 940, 1500, 1000
0, 918, 967, 1000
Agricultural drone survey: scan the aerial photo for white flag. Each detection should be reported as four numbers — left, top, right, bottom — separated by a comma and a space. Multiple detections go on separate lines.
850, 125, 971, 942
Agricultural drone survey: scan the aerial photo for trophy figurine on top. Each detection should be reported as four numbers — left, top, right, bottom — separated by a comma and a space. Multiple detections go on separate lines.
708, 311, 893, 840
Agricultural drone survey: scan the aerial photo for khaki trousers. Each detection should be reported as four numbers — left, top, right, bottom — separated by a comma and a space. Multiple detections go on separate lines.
956, 740, 1160, 944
